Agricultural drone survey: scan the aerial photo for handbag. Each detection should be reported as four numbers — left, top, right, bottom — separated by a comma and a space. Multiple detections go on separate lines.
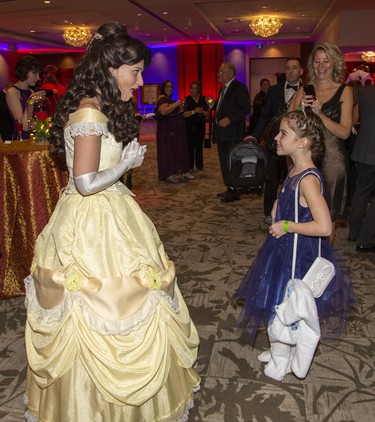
291, 171, 335, 298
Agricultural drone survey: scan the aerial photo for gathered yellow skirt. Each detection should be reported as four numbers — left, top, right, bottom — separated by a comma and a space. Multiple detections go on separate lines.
24, 191, 200, 421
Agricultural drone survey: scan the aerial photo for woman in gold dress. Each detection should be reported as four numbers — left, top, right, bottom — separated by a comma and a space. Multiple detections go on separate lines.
24, 22, 200, 422
292, 42, 353, 244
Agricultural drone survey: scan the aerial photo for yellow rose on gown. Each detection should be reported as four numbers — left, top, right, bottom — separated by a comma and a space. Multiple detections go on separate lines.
24, 108, 200, 422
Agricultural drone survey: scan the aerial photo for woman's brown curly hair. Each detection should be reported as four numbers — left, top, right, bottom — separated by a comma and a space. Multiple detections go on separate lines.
282, 110, 325, 164
50, 22, 151, 158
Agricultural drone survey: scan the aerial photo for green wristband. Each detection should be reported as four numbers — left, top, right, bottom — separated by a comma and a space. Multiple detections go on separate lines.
283, 220, 289, 233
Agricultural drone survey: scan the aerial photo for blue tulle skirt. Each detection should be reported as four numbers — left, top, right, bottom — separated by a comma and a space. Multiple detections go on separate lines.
233, 168, 355, 344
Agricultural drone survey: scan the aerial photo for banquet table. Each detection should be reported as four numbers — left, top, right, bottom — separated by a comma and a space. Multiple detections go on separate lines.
0, 141, 67, 298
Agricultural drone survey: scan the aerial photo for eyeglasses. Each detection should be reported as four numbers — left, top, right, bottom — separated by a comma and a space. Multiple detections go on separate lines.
165, 85, 173, 88
218, 70, 231, 75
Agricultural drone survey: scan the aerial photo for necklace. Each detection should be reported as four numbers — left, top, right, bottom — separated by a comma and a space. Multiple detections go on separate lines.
281, 175, 292, 193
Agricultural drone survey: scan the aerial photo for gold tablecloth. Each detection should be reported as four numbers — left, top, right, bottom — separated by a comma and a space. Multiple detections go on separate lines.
0, 141, 67, 298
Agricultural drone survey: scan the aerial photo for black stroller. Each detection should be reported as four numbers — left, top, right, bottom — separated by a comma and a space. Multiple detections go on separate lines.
226, 137, 268, 193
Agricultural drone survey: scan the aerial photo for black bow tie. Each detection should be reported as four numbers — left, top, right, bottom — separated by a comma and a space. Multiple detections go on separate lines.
286, 84, 298, 91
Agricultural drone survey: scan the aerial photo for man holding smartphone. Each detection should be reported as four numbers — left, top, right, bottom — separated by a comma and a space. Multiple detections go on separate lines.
247, 57, 304, 224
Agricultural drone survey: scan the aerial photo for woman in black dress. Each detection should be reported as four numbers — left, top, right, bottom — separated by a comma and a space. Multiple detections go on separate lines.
292, 42, 353, 244
183, 80, 209, 172
156, 80, 192, 183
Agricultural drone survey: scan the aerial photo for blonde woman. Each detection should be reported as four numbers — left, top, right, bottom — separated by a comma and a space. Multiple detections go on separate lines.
292, 42, 353, 243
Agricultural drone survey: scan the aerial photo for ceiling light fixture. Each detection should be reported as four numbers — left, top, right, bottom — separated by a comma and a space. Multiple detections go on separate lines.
361, 51, 375, 62
250, 16, 282, 38
62, 26, 92, 47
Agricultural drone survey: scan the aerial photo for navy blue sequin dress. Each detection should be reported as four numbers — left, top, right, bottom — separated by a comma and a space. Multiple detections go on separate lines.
233, 167, 354, 343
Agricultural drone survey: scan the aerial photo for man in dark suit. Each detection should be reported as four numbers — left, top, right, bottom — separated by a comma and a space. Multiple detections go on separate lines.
248, 58, 303, 223
348, 84, 375, 252
213, 62, 250, 203
249, 78, 270, 132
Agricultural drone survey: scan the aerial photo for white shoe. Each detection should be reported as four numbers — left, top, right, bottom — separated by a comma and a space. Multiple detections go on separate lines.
166, 176, 181, 183
183, 172, 195, 180
257, 351, 271, 363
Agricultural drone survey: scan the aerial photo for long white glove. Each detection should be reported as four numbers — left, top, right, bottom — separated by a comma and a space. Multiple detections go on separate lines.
74, 138, 146, 196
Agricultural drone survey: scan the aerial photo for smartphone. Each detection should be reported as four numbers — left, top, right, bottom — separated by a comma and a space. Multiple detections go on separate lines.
303, 84, 316, 100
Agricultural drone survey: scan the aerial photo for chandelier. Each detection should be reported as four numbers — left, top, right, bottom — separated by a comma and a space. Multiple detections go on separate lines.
361, 51, 375, 63
250, 16, 283, 38
62, 27, 92, 47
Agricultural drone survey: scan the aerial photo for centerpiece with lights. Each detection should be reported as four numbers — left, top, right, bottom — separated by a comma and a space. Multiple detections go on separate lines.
27, 93, 53, 142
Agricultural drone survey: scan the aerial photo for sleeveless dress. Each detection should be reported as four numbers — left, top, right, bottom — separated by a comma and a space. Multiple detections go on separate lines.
320, 84, 349, 220
233, 167, 354, 344
24, 108, 200, 422
156, 95, 190, 180
11, 86, 32, 139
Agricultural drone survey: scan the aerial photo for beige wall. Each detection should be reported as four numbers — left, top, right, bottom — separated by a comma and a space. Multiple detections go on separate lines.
315, 14, 341, 46
245, 43, 302, 101
339, 10, 375, 49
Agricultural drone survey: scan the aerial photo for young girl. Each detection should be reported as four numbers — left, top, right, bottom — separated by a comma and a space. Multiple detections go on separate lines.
233, 110, 353, 344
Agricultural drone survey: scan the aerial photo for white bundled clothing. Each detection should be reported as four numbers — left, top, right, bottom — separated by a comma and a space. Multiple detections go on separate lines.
263, 279, 320, 381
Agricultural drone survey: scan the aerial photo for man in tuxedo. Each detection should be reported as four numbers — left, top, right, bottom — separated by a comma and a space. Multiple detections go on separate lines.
248, 57, 303, 223
213, 62, 250, 203
348, 84, 375, 251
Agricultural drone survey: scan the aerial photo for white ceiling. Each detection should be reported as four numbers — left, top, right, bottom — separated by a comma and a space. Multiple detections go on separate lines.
0, 0, 374, 53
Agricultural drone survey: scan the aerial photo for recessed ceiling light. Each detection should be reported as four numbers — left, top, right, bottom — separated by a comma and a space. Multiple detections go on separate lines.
162, 11, 168, 15
30, 30, 35, 33
137, 13, 142, 16
44, 1, 51, 3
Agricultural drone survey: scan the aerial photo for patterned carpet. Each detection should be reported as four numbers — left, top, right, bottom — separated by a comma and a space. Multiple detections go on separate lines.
1, 120, 374, 421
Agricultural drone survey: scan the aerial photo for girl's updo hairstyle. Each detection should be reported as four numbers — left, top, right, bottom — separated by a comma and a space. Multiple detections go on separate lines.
50, 21, 151, 157
282, 110, 325, 164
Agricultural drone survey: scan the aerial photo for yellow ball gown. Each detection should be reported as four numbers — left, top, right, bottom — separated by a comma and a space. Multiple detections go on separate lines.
24, 108, 200, 421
